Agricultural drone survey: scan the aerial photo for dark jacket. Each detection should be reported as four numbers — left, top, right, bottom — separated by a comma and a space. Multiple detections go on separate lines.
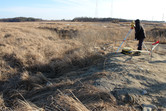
135, 20, 146, 40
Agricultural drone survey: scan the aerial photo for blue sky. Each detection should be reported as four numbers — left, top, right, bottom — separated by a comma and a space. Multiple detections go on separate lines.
0, 0, 166, 21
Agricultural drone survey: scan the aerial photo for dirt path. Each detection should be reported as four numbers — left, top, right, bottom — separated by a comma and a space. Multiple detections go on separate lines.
94, 44, 166, 110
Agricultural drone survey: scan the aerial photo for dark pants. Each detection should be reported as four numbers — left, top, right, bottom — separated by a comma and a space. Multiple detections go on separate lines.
138, 38, 144, 50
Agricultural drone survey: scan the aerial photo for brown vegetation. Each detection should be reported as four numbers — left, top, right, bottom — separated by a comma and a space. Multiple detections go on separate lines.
0, 21, 165, 110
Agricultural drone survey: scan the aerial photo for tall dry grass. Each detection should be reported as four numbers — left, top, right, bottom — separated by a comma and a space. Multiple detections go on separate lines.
143, 22, 166, 43
0, 22, 131, 80
0, 21, 165, 110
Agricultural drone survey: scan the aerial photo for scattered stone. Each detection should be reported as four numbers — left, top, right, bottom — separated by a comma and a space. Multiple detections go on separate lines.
141, 90, 148, 95
142, 107, 152, 111
112, 90, 136, 104
141, 104, 157, 111
46, 81, 53, 86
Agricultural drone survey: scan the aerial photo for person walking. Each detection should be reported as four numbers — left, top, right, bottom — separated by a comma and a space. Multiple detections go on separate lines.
135, 19, 146, 50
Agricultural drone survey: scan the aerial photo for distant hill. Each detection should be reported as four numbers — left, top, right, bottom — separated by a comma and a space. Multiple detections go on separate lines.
0, 17, 42, 22
72, 17, 165, 23
0, 17, 164, 23
72, 17, 130, 23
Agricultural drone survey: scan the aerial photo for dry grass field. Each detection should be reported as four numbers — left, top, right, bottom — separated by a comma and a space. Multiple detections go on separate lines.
0, 21, 166, 111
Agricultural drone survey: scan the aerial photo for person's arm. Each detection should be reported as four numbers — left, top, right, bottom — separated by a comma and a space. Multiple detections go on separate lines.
142, 27, 146, 38
135, 28, 139, 40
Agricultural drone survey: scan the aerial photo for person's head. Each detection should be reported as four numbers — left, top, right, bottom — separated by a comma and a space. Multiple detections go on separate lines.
135, 19, 140, 25
135, 19, 141, 28
135, 19, 140, 23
